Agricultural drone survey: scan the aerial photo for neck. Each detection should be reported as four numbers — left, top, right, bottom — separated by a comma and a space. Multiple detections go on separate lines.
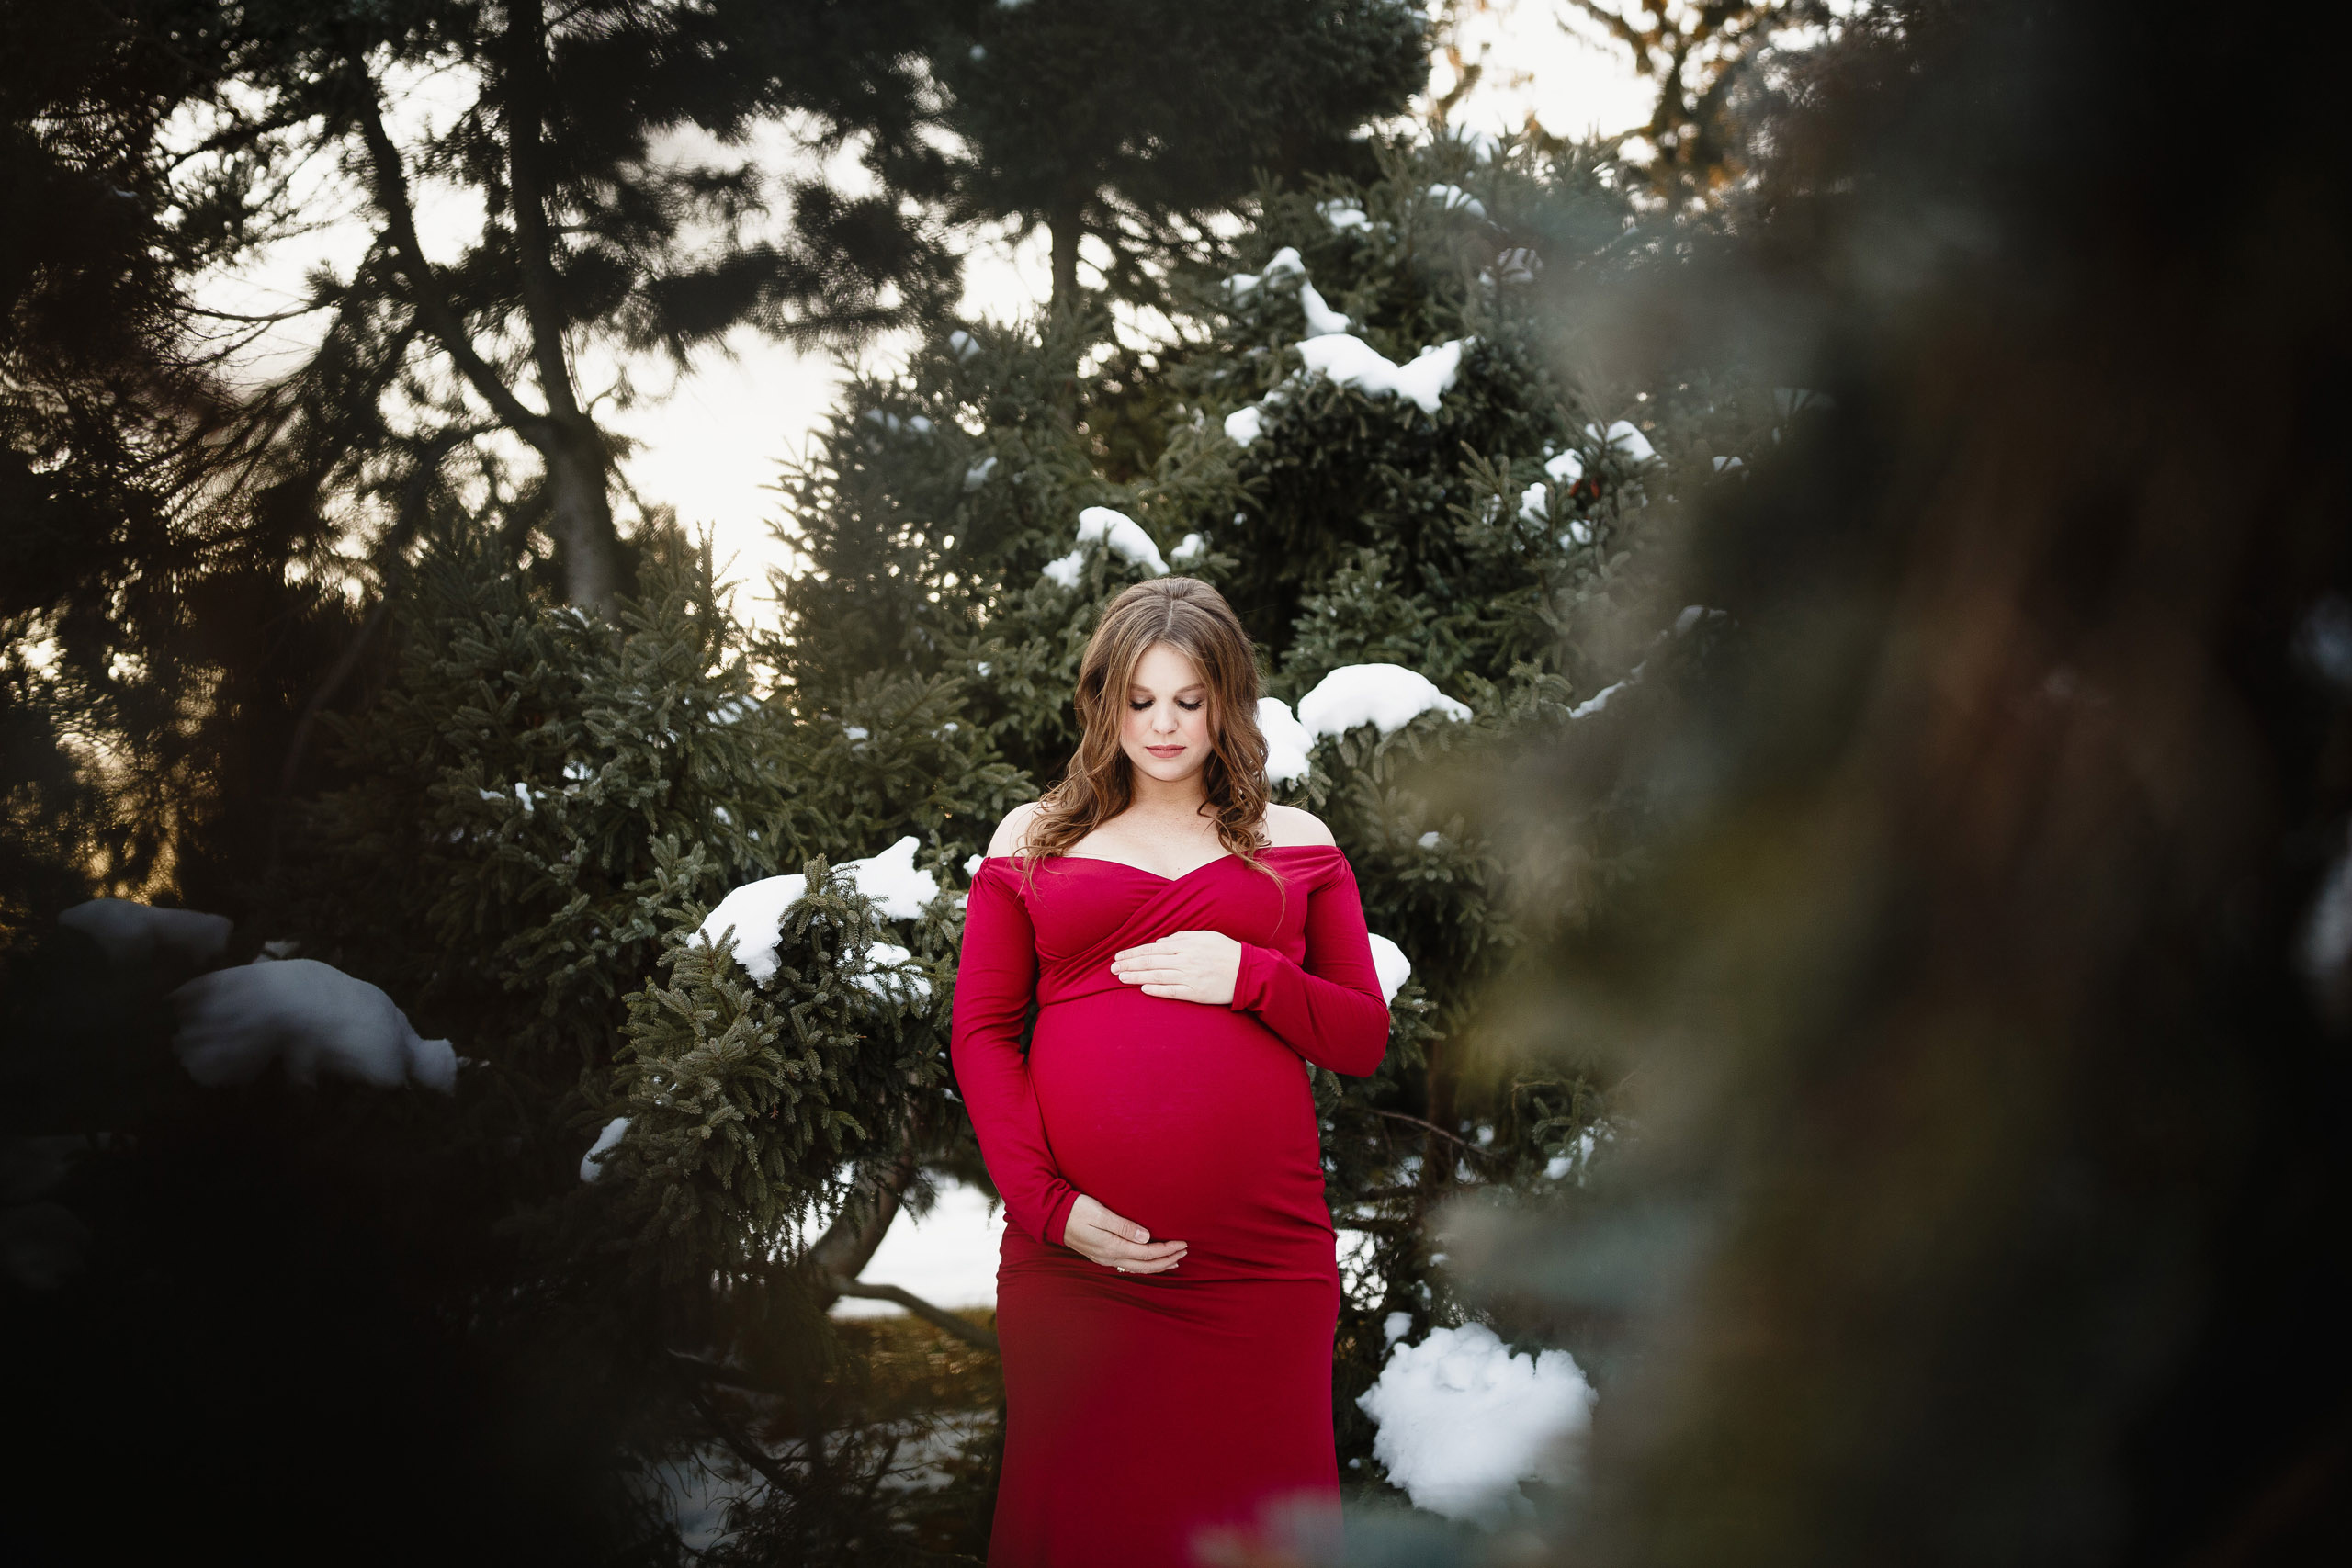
1125, 763, 1210, 819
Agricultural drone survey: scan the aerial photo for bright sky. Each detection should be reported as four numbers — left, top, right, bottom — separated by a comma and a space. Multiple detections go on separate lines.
194, 2, 1650, 626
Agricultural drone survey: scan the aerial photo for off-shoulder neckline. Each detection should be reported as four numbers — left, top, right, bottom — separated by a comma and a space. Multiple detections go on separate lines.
980, 842, 1341, 885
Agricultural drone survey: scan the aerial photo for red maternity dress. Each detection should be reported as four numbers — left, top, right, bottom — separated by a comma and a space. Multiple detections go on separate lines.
952, 844, 1391, 1567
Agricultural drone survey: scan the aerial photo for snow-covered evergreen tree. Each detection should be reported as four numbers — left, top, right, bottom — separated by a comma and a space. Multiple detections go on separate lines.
774, 130, 1779, 1506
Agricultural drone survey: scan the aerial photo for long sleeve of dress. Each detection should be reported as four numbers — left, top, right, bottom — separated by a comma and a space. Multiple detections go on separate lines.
950, 863, 1080, 1247
1228, 855, 1392, 1077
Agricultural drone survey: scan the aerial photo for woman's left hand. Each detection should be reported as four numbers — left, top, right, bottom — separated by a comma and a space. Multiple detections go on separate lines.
1112, 930, 1243, 1006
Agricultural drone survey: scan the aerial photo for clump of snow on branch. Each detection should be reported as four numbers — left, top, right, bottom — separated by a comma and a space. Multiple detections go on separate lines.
1295, 335, 1466, 415
1225, 244, 1350, 336
170, 959, 458, 1092
1318, 198, 1372, 232
1170, 533, 1206, 567
1258, 697, 1316, 785
839, 836, 940, 919
1224, 245, 1306, 299
1588, 419, 1656, 462
1296, 663, 1472, 739
697, 874, 808, 985
1366, 933, 1411, 1005
1223, 406, 1266, 446
581, 1116, 630, 1181
59, 899, 232, 972
698, 837, 940, 984
1515, 450, 1597, 545
1042, 506, 1168, 586
1356, 1324, 1596, 1529
853, 942, 932, 1002
1297, 282, 1351, 337
1425, 183, 1487, 219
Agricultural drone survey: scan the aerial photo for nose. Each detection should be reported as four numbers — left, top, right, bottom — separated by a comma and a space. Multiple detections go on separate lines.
1149, 704, 1180, 735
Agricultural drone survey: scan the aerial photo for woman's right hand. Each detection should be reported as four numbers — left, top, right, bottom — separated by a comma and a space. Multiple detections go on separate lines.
1060, 1194, 1187, 1274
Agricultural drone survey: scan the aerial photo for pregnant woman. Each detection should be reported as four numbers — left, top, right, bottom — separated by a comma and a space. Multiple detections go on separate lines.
953, 577, 1393, 1565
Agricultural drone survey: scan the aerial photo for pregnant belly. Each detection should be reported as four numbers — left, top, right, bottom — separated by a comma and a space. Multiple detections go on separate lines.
1029, 988, 1332, 1275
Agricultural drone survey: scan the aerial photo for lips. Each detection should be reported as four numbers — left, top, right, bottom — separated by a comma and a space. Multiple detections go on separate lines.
1146, 745, 1185, 758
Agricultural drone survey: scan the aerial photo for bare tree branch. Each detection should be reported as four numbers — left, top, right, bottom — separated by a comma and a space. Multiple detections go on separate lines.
348, 73, 549, 442
821, 1275, 1000, 1353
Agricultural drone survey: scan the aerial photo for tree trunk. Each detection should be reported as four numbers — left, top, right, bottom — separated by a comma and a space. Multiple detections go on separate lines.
545, 418, 616, 610
1047, 198, 1084, 321
504, 0, 618, 612
806, 1139, 921, 1302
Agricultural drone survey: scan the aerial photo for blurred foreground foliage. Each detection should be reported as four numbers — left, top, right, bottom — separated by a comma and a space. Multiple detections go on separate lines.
6, 0, 2349, 1562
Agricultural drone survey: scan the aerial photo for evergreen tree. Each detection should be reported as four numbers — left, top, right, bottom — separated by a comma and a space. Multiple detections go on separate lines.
924, 0, 1428, 315
772, 127, 1758, 1506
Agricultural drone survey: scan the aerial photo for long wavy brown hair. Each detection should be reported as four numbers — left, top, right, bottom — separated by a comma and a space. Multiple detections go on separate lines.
1022, 577, 1273, 880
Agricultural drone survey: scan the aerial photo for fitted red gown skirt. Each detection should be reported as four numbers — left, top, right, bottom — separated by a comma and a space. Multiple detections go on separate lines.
951, 848, 1393, 1568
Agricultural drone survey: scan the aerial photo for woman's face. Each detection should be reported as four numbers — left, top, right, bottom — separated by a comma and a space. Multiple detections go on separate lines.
1120, 641, 1216, 787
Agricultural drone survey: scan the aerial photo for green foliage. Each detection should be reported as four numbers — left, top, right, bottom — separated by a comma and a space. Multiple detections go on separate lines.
774, 131, 1749, 1508
605, 852, 947, 1274
924, 0, 1427, 309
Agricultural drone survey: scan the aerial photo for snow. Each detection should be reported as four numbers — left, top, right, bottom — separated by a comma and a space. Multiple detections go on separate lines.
1356, 1324, 1596, 1528
1257, 697, 1316, 786
2298, 594, 2352, 692
1170, 533, 1206, 567
964, 852, 985, 876
1487, 246, 1540, 286
946, 328, 979, 362
1044, 507, 1169, 584
1297, 278, 1351, 337
581, 1116, 629, 1182
1295, 663, 1473, 739
58, 899, 232, 973
1713, 455, 1745, 472
1366, 933, 1411, 1005
1223, 406, 1265, 446
838, 836, 941, 919
697, 874, 808, 984
852, 941, 932, 1001
1417, 831, 1442, 850
1384, 1311, 1414, 1347
963, 456, 998, 491
1318, 199, 1372, 232
1076, 506, 1168, 574
1426, 183, 1487, 219
1295, 335, 1467, 416
1568, 673, 1635, 719
1226, 245, 1306, 299
700, 839, 939, 983
1517, 449, 1590, 530
829, 1179, 1008, 1318
2303, 845, 2352, 988
1589, 419, 1657, 462
1227, 245, 1348, 333
170, 959, 458, 1093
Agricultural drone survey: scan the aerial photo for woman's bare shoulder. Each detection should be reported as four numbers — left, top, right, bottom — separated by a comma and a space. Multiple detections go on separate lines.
987, 800, 1046, 857
1261, 803, 1337, 848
